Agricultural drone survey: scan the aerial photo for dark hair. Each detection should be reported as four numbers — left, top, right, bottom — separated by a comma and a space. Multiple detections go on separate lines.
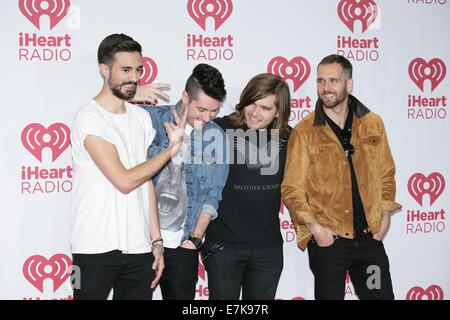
185, 63, 226, 102
97, 33, 142, 66
317, 54, 353, 78
229, 73, 291, 140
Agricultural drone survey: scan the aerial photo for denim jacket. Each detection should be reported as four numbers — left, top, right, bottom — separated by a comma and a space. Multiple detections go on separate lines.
143, 100, 229, 241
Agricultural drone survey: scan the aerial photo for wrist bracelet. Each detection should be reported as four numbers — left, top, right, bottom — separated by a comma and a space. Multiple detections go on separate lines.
152, 242, 164, 253
151, 237, 163, 245
190, 233, 203, 239
188, 235, 203, 249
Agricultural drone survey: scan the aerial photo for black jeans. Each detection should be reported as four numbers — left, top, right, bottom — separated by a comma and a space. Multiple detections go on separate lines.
159, 247, 199, 300
72, 250, 155, 300
204, 245, 283, 300
307, 235, 394, 300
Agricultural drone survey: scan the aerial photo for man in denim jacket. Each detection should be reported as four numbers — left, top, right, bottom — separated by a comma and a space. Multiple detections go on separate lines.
142, 64, 229, 299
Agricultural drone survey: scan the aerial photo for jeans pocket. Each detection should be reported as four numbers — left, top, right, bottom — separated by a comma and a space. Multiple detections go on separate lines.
313, 235, 340, 248
178, 246, 198, 253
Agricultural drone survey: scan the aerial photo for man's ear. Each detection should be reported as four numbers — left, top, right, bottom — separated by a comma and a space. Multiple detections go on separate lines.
182, 91, 190, 105
99, 63, 110, 79
347, 78, 353, 94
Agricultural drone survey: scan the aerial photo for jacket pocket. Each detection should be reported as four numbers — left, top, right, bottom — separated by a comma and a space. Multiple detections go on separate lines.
310, 143, 335, 161
361, 135, 381, 146
309, 144, 338, 181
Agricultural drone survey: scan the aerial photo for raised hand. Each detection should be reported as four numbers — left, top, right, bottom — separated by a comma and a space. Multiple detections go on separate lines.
131, 83, 171, 104
164, 105, 189, 153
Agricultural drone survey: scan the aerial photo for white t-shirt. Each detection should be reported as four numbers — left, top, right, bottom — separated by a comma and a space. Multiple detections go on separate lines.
158, 125, 193, 248
70, 100, 155, 254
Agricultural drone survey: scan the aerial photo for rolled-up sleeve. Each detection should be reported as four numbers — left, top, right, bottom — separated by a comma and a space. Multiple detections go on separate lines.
202, 126, 229, 220
379, 120, 402, 213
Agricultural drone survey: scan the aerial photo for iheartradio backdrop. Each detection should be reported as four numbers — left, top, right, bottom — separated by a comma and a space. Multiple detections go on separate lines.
0, 0, 449, 300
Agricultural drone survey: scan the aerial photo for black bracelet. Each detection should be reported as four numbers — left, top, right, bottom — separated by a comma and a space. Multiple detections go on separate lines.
188, 235, 203, 249
151, 237, 163, 245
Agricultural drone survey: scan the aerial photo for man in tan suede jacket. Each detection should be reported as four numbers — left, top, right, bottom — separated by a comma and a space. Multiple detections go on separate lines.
281, 54, 401, 300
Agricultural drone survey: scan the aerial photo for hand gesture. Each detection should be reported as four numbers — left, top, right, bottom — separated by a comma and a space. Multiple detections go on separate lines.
164, 106, 189, 154
131, 83, 171, 104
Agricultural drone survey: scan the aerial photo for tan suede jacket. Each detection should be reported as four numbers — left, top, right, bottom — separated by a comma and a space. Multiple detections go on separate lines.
281, 95, 402, 250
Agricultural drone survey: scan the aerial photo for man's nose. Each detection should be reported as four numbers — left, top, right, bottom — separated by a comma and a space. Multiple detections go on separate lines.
251, 106, 259, 117
202, 112, 211, 123
130, 70, 140, 83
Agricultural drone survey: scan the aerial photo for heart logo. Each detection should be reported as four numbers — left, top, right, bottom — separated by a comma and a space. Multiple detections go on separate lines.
267, 56, 311, 93
21, 123, 71, 162
406, 285, 444, 300
408, 172, 445, 206
337, 0, 378, 33
23, 254, 72, 293
19, 0, 70, 30
408, 58, 446, 92
140, 57, 158, 86
187, 0, 233, 31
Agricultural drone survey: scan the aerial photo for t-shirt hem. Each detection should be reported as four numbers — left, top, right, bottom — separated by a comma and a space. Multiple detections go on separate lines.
71, 245, 152, 254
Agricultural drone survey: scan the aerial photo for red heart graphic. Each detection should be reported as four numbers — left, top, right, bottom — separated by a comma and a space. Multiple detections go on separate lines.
408, 172, 445, 206
21, 123, 71, 162
408, 58, 446, 92
187, 0, 233, 31
23, 254, 72, 293
337, 0, 378, 33
406, 285, 444, 300
140, 57, 158, 86
267, 56, 311, 93
19, 0, 71, 30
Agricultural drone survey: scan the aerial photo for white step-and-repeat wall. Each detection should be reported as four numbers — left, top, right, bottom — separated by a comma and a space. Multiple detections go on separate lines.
0, 0, 449, 300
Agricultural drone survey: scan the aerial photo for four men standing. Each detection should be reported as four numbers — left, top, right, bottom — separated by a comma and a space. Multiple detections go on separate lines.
71, 32, 401, 300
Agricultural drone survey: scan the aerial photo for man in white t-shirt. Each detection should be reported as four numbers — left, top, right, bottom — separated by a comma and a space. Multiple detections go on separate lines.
70, 33, 186, 300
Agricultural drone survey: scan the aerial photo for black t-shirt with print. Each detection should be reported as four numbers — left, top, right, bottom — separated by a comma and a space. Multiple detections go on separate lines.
205, 116, 289, 249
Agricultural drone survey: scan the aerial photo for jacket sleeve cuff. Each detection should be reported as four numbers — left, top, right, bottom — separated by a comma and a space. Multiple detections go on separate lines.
201, 204, 218, 220
382, 200, 402, 213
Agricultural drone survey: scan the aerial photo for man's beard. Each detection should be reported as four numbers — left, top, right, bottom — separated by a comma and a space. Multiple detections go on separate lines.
319, 90, 348, 109
109, 79, 138, 100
